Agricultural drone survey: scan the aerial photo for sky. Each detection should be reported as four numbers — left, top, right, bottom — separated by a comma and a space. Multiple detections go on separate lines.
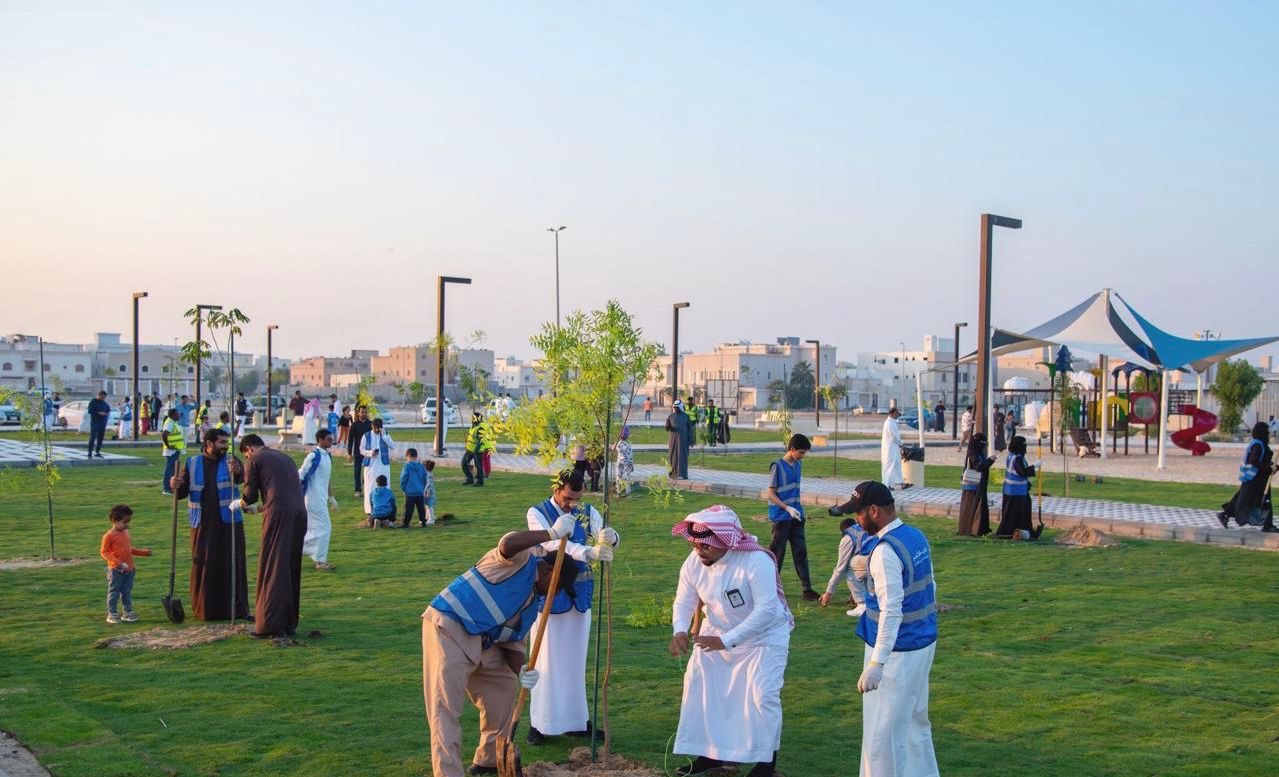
2, 2, 1277, 363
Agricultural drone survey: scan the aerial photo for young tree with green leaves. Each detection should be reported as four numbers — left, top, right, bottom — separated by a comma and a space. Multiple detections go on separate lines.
1210, 359, 1265, 434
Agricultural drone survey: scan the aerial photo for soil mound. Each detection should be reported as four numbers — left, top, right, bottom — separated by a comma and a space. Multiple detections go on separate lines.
1055, 525, 1118, 548
0, 557, 90, 571
524, 746, 663, 776
93, 623, 249, 650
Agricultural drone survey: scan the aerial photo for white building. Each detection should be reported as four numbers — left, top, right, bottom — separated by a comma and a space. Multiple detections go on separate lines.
494, 356, 549, 398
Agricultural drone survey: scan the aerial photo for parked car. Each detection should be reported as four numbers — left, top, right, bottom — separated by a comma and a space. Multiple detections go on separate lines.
897, 409, 934, 430
59, 400, 121, 433
419, 398, 460, 426
0, 403, 21, 425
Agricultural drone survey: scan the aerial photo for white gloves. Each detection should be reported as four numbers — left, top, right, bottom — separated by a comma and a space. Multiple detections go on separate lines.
549, 514, 577, 540
858, 662, 883, 694
1032, 459, 1043, 469
328, 496, 339, 508
785, 506, 802, 521
585, 544, 615, 563
598, 527, 619, 545
518, 667, 540, 690
229, 499, 243, 513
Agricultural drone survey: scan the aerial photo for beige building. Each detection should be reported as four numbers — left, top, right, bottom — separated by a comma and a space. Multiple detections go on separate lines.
291, 350, 376, 388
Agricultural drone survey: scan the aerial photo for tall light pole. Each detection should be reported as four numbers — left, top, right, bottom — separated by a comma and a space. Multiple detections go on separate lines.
805, 339, 821, 427
193, 304, 222, 409
436, 276, 472, 456
899, 341, 906, 411
266, 324, 279, 424
131, 292, 148, 440
547, 225, 567, 328
952, 322, 967, 440
671, 302, 690, 403
975, 213, 1022, 436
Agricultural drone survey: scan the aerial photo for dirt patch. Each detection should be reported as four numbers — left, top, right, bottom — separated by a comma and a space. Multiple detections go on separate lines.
92, 623, 250, 650
524, 746, 663, 776
0, 730, 51, 777
1055, 525, 1119, 548
0, 557, 90, 571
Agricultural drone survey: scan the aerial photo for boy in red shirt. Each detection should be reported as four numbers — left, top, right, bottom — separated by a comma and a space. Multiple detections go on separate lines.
99, 504, 152, 624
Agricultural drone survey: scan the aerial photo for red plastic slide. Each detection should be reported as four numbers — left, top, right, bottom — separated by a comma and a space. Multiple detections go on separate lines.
1171, 404, 1217, 456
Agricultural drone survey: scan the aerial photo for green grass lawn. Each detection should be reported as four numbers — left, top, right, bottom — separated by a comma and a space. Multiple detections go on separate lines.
635, 451, 1236, 512
2, 451, 1276, 776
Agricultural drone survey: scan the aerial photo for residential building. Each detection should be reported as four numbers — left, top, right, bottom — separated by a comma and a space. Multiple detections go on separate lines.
291, 350, 375, 388
494, 356, 549, 398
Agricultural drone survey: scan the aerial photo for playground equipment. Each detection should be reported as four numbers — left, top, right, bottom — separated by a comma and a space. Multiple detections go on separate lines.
1170, 404, 1218, 456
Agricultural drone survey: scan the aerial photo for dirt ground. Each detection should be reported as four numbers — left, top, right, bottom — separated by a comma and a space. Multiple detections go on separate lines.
91, 623, 252, 650
1055, 525, 1119, 548
0, 731, 50, 777
524, 746, 665, 777
0, 557, 89, 571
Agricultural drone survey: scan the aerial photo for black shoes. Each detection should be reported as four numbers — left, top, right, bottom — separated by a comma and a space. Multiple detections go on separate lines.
526, 726, 545, 745
567, 721, 604, 739
745, 751, 778, 776
676, 757, 723, 776
801, 589, 820, 601
1217, 511, 1230, 529
467, 765, 498, 775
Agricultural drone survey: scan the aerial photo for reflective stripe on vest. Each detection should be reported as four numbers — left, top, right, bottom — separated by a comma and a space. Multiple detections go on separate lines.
188, 455, 242, 528
163, 419, 186, 453
1240, 440, 1264, 482
1003, 453, 1029, 496
768, 457, 802, 521
430, 556, 541, 648
856, 524, 938, 652
532, 499, 594, 614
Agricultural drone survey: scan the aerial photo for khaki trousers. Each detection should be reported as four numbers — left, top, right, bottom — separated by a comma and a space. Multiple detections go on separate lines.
422, 612, 520, 777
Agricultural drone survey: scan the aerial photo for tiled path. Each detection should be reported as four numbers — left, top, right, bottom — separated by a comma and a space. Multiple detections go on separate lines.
0, 439, 144, 469
450, 452, 1278, 552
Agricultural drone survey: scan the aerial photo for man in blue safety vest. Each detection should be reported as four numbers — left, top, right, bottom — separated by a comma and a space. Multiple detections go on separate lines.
831, 481, 939, 777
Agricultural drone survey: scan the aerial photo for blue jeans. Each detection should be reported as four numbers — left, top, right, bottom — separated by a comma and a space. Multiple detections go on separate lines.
162, 452, 179, 493
107, 567, 135, 614
88, 422, 107, 455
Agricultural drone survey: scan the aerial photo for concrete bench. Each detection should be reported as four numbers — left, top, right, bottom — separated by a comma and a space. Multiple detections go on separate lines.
276, 417, 306, 448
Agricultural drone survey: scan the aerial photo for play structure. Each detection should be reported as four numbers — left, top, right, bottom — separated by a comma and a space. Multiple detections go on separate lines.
1170, 404, 1218, 456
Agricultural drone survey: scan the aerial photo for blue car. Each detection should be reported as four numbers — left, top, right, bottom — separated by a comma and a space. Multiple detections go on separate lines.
898, 409, 934, 429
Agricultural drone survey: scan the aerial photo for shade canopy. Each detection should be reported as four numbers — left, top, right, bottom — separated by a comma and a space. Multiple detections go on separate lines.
964, 289, 1279, 373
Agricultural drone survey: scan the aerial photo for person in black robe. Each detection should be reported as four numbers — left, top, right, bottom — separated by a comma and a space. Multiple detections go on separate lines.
934, 401, 946, 433
172, 428, 249, 621
665, 400, 691, 478
347, 405, 373, 497
238, 434, 309, 637
956, 432, 995, 537
995, 435, 1038, 539
1220, 422, 1277, 531
992, 404, 1007, 453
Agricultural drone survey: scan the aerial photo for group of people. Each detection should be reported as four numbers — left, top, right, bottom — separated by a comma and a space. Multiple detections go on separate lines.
665, 397, 731, 479
423, 467, 937, 777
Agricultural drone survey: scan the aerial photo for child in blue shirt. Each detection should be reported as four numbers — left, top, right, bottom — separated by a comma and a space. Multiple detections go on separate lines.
369, 475, 397, 529
819, 517, 870, 618
399, 448, 430, 528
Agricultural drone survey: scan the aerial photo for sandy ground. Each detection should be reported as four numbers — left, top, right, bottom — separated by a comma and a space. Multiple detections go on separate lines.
0, 731, 50, 777
0, 558, 89, 571
524, 747, 664, 777
92, 623, 251, 650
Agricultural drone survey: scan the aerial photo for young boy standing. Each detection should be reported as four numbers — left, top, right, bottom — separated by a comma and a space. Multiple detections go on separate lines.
99, 504, 152, 623
399, 448, 429, 527
369, 474, 398, 528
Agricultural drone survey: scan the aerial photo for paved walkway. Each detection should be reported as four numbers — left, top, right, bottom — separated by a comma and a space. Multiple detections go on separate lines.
442, 451, 1278, 552
0, 439, 144, 469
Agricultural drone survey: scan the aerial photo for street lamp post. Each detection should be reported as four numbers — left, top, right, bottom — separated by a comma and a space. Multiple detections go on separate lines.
805, 339, 821, 427
952, 322, 967, 440
671, 303, 690, 403
193, 304, 222, 409
436, 276, 472, 456
131, 292, 148, 440
974, 213, 1022, 436
899, 341, 906, 411
266, 325, 279, 425
547, 225, 567, 328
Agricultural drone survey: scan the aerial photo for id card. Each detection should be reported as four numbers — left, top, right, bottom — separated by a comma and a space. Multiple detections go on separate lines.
726, 588, 745, 608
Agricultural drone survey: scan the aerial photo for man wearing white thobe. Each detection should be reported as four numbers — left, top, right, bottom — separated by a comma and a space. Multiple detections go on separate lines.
880, 408, 904, 489
668, 505, 793, 777
299, 428, 337, 570
359, 418, 395, 517
833, 481, 939, 777
524, 469, 619, 743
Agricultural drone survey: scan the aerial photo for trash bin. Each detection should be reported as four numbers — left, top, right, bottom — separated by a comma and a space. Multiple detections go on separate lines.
901, 444, 925, 488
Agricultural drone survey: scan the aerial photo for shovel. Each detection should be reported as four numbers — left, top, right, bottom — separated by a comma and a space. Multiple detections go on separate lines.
161, 481, 185, 624
1030, 438, 1046, 541
497, 536, 568, 777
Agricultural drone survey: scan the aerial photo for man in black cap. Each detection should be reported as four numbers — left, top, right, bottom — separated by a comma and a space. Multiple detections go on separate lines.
829, 482, 939, 777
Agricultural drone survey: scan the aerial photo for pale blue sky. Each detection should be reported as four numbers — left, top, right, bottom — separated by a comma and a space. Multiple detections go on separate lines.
2, 2, 1276, 362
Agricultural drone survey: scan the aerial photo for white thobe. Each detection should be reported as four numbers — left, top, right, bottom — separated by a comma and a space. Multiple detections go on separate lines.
360, 431, 395, 514
881, 418, 903, 487
671, 550, 792, 764
302, 404, 318, 445
299, 449, 333, 563
526, 502, 608, 735
860, 518, 939, 777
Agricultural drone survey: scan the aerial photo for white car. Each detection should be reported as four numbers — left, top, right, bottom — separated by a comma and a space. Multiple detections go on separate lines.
419, 398, 460, 426
59, 400, 121, 433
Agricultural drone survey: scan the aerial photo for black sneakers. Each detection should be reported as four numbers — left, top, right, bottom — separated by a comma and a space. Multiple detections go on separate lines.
676, 757, 723, 776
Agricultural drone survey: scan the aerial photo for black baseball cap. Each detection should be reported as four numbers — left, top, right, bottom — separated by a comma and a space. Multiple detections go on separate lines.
829, 481, 894, 516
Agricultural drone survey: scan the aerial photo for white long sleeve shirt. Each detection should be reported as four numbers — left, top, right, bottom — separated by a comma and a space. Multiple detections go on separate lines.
866, 518, 937, 664
672, 551, 792, 650
526, 501, 608, 564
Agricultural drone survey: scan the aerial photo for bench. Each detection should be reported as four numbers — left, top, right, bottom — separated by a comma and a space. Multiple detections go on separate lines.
1069, 428, 1101, 458
276, 416, 306, 448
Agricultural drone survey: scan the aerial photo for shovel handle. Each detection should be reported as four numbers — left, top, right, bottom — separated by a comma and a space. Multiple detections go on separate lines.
169, 465, 181, 596
507, 535, 569, 733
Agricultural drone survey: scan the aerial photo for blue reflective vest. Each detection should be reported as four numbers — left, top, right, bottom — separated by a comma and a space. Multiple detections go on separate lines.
530, 499, 594, 614
1003, 453, 1031, 496
430, 555, 542, 649
1240, 440, 1265, 482
187, 455, 242, 528
768, 457, 804, 521
856, 524, 938, 652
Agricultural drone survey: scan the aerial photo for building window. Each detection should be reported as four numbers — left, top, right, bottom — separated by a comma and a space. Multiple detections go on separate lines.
187, 367, 194, 374
1, 362, 9, 371
43, 364, 50, 371
75, 365, 85, 373
142, 365, 149, 373
24, 360, 36, 371
118, 364, 127, 374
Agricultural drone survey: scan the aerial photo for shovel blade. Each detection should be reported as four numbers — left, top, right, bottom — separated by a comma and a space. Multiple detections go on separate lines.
162, 596, 185, 624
